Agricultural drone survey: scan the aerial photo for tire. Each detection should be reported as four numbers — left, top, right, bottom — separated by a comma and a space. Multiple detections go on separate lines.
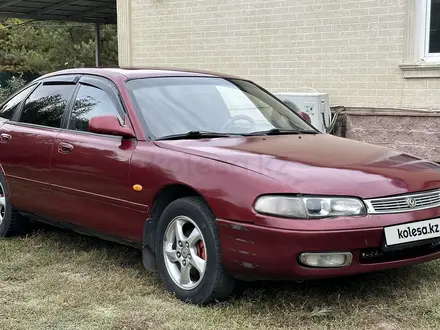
0, 172, 29, 237
155, 196, 236, 305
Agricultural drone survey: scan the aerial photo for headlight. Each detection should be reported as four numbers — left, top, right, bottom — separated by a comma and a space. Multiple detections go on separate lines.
254, 195, 366, 219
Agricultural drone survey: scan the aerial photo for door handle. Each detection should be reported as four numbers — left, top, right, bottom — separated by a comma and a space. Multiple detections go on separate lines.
0, 133, 11, 143
58, 142, 74, 154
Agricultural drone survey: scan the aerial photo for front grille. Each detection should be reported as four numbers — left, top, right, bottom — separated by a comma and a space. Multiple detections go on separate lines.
359, 241, 440, 264
364, 189, 440, 214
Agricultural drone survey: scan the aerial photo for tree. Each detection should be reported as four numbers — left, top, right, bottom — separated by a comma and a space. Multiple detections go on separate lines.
0, 74, 26, 101
0, 18, 118, 75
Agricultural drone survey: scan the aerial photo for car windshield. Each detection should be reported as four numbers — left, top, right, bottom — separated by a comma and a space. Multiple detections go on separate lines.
126, 77, 315, 139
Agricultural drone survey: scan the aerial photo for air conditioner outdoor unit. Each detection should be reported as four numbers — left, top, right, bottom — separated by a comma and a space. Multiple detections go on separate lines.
274, 89, 332, 134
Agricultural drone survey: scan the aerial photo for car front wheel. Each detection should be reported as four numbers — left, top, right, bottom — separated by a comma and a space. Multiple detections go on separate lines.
155, 196, 236, 305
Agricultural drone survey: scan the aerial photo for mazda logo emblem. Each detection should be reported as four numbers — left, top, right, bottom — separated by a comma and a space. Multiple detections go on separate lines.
407, 198, 417, 208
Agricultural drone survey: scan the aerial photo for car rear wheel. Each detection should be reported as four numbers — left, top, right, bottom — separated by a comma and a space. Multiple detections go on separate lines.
0, 173, 29, 237
155, 196, 236, 305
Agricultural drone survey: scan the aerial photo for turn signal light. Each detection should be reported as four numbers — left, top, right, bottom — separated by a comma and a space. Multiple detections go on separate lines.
133, 184, 143, 192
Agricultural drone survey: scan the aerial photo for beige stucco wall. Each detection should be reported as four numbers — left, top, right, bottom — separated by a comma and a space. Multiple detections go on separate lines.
117, 0, 439, 110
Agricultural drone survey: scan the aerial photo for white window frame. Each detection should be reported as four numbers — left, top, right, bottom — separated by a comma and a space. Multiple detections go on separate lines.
423, 0, 440, 62
400, 0, 440, 78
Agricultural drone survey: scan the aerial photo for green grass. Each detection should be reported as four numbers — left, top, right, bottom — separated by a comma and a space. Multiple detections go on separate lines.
1, 227, 440, 330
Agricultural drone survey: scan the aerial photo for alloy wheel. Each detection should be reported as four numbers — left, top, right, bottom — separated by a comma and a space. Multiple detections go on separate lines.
163, 215, 207, 290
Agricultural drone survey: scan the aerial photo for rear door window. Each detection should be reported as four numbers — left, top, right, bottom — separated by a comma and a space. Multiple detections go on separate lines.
0, 85, 35, 120
20, 83, 76, 128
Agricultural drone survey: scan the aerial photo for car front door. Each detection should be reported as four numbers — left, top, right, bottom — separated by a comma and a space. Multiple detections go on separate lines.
49, 76, 147, 242
0, 76, 77, 217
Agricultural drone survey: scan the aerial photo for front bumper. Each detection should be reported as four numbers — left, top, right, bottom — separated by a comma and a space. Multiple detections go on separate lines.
217, 209, 440, 280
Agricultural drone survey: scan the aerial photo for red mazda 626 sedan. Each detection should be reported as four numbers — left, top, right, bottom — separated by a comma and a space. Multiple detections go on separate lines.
1, 68, 440, 305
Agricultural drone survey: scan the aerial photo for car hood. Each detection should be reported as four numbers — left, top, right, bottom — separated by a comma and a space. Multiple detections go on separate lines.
154, 134, 440, 198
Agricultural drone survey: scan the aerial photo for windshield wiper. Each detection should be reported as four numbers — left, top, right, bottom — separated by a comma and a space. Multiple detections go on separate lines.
244, 128, 318, 136
156, 131, 240, 141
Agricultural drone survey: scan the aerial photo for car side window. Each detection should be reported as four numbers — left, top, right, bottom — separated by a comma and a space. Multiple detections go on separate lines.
0, 85, 35, 120
69, 84, 124, 132
20, 83, 76, 128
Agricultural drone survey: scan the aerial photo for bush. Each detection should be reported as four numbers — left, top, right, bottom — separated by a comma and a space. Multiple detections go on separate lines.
0, 75, 27, 103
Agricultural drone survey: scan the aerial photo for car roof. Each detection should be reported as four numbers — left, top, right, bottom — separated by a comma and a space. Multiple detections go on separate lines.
38, 67, 242, 81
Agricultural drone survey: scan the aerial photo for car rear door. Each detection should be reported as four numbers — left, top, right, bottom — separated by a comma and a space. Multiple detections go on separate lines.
0, 75, 78, 217
49, 75, 147, 242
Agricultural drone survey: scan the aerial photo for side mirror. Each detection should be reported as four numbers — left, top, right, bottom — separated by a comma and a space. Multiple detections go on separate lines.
282, 99, 312, 124
299, 111, 311, 123
88, 115, 136, 138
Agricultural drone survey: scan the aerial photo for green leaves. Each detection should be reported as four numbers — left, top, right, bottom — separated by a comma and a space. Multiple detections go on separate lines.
0, 19, 118, 75
0, 74, 27, 102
